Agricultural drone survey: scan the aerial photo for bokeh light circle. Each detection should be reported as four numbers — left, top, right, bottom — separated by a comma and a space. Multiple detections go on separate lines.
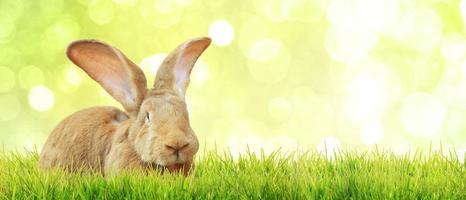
0, 66, 16, 93
0, 94, 20, 121
65, 67, 82, 86
227, 134, 264, 160
28, 85, 55, 112
113, 0, 137, 6
400, 93, 447, 138
391, 9, 442, 53
460, 0, 466, 26
247, 39, 291, 83
0, 0, 24, 21
227, 121, 265, 159
359, 120, 384, 146
389, 137, 411, 156
140, 53, 167, 86
344, 66, 400, 123
174, 0, 193, 6
268, 97, 293, 121
140, 0, 183, 29
458, 145, 466, 163
317, 136, 342, 159
88, 0, 115, 25
263, 0, 303, 23
222, 99, 244, 118
441, 34, 466, 61
41, 18, 81, 54
0, 18, 15, 43
462, 60, 466, 78
247, 38, 282, 61
208, 20, 235, 46
191, 59, 209, 88
140, 53, 167, 76
1, 0, 465, 153
324, 26, 377, 64
327, 0, 399, 33
265, 135, 299, 154
324, 0, 400, 64
39, 0, 64, 19
18, 65, 45, 90
239, 17, 269, 56
290, 87, 335, 135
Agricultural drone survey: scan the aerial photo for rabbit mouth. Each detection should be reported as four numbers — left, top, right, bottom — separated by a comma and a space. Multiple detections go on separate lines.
144, 162, 167, 171
144, 162, 186, 173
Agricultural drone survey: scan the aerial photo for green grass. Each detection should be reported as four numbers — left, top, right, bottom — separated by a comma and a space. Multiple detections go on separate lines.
0, 149, 465, 200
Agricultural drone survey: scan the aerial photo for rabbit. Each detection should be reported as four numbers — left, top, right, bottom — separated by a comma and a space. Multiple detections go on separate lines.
38, 37, 211, 176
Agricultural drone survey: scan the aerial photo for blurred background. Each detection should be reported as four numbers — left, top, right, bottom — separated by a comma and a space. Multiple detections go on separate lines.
0, 0, 465, 159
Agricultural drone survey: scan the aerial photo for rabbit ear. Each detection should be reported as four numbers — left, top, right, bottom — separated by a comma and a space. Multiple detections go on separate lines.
67, 40, 147, 116
153, 37, 211, 97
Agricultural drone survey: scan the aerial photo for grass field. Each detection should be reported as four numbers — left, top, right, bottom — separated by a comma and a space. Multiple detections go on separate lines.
0, 149, 465, 200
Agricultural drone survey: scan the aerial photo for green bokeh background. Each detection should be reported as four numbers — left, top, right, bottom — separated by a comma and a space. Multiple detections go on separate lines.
0, 0, 465, 158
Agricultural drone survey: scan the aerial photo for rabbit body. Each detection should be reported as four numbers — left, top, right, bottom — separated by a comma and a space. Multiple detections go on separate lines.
38, 107, 140, 174
38, 37, 210, 175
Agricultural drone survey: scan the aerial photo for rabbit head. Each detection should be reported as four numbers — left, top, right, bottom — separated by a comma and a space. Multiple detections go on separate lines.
66, 37, 211, 172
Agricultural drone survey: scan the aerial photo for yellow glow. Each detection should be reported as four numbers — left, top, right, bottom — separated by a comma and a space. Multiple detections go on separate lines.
14, 126, 47, 151
290, 88, 335, 135
0, 66, 15, 93
441, 34, 466, 61
0, 0, 24, 21
140, 0, 182, 29
174, 0, 193, 6
268, 97, 293, 121
65, 67, 82, 86
222, 100, 244, 117
76, 0, 91, 5
327, 0, 399, 33
390, 9, 442, 53
239, 17, 269, 57
389, 137, 411, 156
345, 75, 386, 122
264, 135, 299, 154
460, 0, 466, 26
18, 65, 44, 90
461, 60, 466, 78
0, 18, 15, 43
88, 0, 115, 25
247, 39, 290, 83
140, 53, 167, 77
227, 121, 264, 159
359, 120, 384, 146
317, 136, 342, 159
1, 0, 465, 152
191, 59, 209, 88
458, 146, 466, 163
39, 0, 64, 18
0, 94, 20, 121
57, 66, 82, 93
325, 26, 377, 64
324, 0, 398, 64
185, 91, 207, 114
345, 66, 396, 123
113, 0, 137, 6
41, 18, 81, 54
263, 0, 303, 23
247, 39, 282, 61
400, 93, 447, 138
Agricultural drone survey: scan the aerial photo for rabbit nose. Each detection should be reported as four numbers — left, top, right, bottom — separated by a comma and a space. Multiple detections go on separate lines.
165, 142, 190, 159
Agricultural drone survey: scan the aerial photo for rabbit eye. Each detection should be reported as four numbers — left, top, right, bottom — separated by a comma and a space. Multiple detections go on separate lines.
145, 112, 150, 123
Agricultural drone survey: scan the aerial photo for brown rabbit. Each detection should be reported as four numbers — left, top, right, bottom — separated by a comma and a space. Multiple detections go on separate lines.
38, 37, 211, 176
